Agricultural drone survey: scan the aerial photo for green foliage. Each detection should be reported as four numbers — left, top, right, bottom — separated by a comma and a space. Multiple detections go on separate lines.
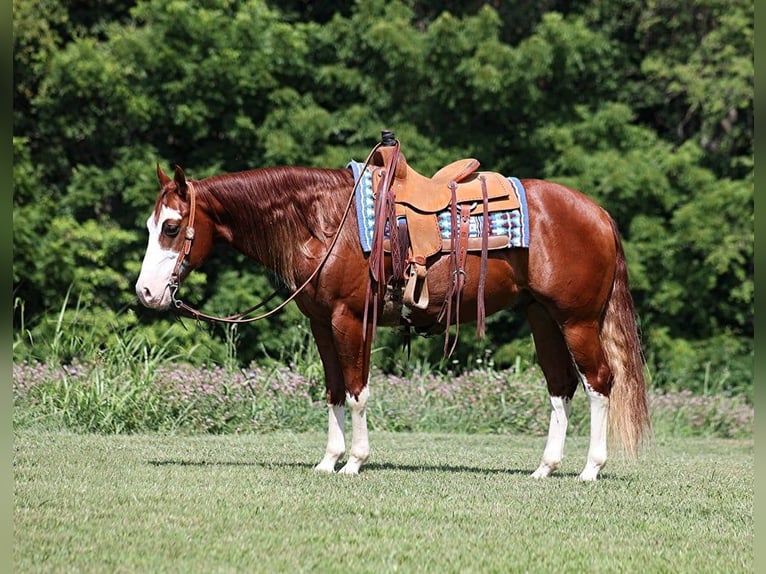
199, 267, 313, 365
636, 0, 753, 174
13, 0, 69, 128
645, 327, 753, 402
13, 0, 753, 395
13, 137, 55, 292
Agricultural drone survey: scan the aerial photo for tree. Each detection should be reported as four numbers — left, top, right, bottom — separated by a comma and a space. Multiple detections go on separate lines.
13, 0, 753, 392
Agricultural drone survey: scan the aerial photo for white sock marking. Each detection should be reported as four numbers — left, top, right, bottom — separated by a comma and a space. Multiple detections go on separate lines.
579, 381, 609, 481
314, 404, 345, 473
531, 395, 571, 478
338, 387, 370, 475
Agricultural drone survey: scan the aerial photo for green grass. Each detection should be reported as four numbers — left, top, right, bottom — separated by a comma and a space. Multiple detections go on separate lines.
14, 431, 752, 573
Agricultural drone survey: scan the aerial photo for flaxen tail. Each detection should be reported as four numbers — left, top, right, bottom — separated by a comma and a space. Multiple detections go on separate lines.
601, 219, 652, 458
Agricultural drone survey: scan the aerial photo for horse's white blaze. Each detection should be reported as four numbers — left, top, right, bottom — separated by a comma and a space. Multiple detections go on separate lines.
579, 381, 609, 481
135, 205, 182, 309
314, 405, 345, 473
531, 395, 571, 478
338, 387, 370, 475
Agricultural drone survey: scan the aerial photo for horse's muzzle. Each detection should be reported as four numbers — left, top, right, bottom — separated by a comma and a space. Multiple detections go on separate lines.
135, 281, 173, 310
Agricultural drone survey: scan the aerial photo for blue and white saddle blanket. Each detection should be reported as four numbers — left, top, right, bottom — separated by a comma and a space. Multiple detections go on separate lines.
347, 161, 530, 253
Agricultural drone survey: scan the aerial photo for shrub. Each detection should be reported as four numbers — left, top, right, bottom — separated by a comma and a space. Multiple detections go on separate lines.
13, 360, 753, 439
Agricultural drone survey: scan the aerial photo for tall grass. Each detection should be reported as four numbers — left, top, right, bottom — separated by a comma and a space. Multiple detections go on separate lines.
14, 335, 188, 433
13, 356, 753, 438
13, 300, 753, 438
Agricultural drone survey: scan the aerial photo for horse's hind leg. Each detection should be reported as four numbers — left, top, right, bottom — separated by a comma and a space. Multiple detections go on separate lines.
561, 320, 612, 481
526, 303, 580, 478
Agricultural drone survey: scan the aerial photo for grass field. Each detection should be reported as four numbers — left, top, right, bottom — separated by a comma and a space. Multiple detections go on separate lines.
14, 431, 752, 573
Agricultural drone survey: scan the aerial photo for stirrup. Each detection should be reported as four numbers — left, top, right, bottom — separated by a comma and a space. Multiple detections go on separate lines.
403, 263, 429, 310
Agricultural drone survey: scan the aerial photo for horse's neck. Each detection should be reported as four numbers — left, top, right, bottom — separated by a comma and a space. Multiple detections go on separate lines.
200, 168, 349, 289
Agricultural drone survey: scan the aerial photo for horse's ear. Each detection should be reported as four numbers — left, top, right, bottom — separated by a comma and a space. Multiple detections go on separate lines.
173, 164, 188, 199
157, 164, 171, 187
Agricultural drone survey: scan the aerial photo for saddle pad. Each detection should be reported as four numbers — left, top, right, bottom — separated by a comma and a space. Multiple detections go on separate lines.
348, 161, 530, 253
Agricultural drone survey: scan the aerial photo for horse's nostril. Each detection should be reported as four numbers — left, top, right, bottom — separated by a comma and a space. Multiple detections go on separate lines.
137, 284, 152, 301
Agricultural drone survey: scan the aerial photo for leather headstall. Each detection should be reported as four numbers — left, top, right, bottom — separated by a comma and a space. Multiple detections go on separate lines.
169, 180, 198, 297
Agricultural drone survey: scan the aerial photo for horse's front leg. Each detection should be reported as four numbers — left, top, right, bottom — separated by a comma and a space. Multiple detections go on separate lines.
309, 316, 371, 474
315, 403, 346, 473
338, 385, 369, 474
314, 389, 370, 475
334, 313, 371, 475
310, 320, 347, 473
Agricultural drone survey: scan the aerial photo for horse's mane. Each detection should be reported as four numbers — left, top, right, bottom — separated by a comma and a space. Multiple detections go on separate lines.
195, 166, 357, 289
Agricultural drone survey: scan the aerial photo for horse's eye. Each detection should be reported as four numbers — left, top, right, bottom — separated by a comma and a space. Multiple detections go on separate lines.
163, 223, 180, 237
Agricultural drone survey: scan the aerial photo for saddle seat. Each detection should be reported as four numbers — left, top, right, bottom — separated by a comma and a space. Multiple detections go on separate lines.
371, 145, 520, 257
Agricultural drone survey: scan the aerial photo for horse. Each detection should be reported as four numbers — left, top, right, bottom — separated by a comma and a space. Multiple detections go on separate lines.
135, 144, 651, 481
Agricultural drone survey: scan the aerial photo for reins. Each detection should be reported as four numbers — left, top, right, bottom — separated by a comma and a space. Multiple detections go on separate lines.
167, 144, 383, 324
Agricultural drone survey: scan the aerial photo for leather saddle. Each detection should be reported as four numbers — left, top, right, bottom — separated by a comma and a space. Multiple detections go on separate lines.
369, 143, 520, 312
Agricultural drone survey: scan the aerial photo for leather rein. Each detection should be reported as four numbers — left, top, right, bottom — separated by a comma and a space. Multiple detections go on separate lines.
165, 146, 382, 324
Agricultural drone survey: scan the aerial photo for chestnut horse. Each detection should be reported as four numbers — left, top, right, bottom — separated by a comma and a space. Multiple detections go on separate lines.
136, 154, 650, 480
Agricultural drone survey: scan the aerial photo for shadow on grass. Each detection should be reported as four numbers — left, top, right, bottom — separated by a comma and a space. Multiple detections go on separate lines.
146, 458, 617, 479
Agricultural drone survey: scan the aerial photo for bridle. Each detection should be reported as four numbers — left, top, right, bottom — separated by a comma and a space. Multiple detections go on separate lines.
168, 176, 198, 297
164, 144, 384, 324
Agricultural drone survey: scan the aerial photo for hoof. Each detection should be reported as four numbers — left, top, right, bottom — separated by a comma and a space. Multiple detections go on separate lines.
314, 455, 340, 473
577, 474, 598, 482
337, 462, 361, 475
531, 461, 559, 479
577, 468, 600, 481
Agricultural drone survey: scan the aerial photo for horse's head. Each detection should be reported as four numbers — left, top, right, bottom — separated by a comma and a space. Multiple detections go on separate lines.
135, 164, 214, 309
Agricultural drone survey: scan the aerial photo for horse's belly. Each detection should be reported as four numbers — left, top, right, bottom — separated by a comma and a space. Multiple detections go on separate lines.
403, 251, 527, 328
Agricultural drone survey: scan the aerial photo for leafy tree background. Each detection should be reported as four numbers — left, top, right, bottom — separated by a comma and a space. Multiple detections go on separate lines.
13, 0, 753, 398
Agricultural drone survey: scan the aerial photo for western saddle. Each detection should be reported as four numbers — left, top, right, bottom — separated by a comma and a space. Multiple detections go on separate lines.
365, 131, 520, 353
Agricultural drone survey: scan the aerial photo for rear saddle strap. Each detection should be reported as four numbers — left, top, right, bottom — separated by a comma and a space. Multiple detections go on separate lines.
440, 190, 472, 357
437, 177, 490, 355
